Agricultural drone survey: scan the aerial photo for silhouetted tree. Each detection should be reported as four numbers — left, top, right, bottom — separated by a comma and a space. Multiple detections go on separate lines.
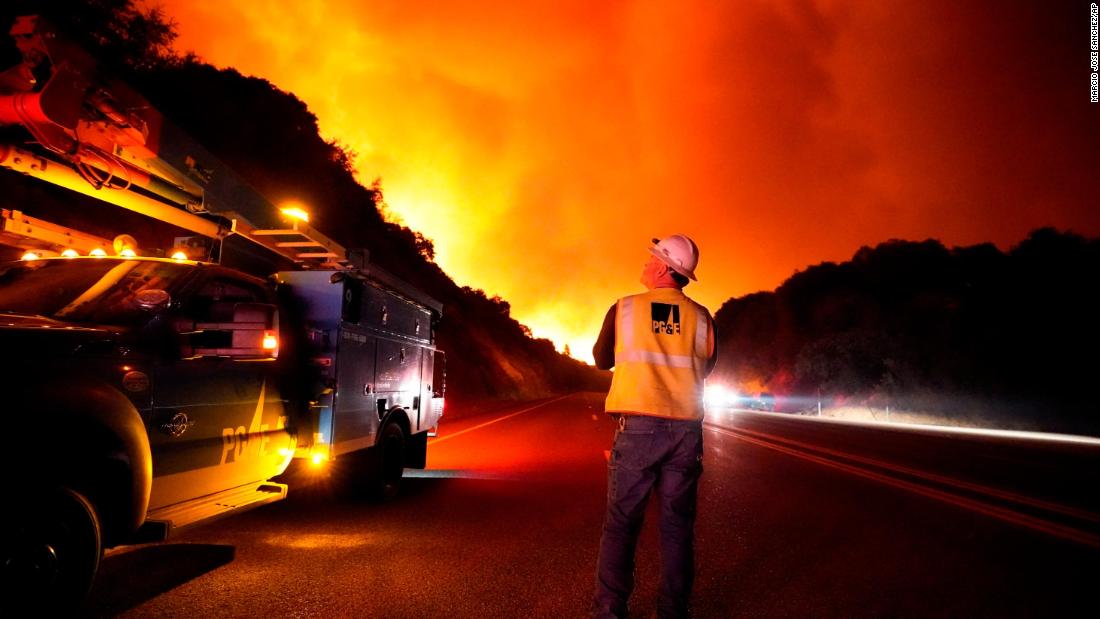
714, 231, 1100, 434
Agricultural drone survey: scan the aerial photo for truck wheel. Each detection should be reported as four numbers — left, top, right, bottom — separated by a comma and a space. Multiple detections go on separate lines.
369, 422, 405, 501
1, 487, 102, 611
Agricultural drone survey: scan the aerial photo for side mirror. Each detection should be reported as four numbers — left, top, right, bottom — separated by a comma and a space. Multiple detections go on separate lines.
176, 302, 279, 359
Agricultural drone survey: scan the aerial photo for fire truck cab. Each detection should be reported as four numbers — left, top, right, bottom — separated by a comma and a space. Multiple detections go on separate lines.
0, 247, 446, 609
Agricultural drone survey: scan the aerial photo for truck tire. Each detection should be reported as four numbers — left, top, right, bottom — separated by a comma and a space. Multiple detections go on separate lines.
1, 486, 103, 611
368, 421, 405, 501
404, 429, 428, 469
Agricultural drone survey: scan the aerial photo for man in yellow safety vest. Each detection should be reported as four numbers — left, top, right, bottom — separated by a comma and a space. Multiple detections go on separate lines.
592, 234, 717, 619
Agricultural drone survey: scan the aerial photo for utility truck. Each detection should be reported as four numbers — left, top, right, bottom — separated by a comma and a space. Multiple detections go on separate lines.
0, 14, 445, 608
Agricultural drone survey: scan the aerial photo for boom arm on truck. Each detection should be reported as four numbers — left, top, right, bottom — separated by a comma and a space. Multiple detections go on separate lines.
0, 14, 346, 267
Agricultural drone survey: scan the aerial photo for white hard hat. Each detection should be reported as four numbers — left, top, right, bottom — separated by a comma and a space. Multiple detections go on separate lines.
649, 234, 700, 281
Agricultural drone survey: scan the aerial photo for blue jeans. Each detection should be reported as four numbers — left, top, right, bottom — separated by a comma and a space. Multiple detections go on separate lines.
594, 414, 704, 619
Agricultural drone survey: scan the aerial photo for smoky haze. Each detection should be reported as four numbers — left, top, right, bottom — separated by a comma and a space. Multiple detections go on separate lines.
157, 0, 1100, 360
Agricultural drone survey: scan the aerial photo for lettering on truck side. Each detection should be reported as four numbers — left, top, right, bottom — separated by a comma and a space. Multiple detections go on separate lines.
219, 380, 290, 464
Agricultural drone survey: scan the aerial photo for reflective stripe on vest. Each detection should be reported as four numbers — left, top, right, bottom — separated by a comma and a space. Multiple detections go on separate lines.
695, 310, 708, 358
619, 295, 635, 351
616, 349, 695, 368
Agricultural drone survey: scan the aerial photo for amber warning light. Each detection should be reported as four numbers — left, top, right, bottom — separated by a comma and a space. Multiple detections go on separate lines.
280, 205, 310, 223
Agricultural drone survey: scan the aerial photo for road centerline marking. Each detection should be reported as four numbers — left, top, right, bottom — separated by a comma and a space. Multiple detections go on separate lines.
429, 394, 572, 445
720, 424, 1100, 526
709, 424, 1100, 549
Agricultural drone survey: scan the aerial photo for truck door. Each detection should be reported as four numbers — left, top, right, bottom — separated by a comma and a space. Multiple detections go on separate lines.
148, 275, 290, 510
330, 327, 378, 455
421, 349, 445, 433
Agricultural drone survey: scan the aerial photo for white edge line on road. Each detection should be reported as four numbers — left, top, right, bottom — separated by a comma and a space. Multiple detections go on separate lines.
709, 425, 1100, 549
429, 394, 573, 445
715, 409, 1100, 447
720, 423, 1100, 525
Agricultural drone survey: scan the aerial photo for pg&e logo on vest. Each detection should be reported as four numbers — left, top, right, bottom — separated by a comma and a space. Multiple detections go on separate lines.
651, 303, 681, 335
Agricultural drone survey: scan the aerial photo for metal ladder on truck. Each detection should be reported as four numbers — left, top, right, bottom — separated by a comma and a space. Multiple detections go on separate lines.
0, 14, 348, 268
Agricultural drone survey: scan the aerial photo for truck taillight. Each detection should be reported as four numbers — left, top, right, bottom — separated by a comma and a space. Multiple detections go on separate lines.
262, 331, 278, 350
61, 248, 79, 258
171, 250, 188, 261
20, 251, 39, 261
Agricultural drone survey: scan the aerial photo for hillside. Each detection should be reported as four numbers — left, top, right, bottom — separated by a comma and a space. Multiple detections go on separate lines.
713, 229, 1100, 435
0, 1, 608, 403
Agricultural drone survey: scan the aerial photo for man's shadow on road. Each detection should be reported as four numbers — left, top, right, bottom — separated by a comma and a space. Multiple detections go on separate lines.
80, 543, 234, 616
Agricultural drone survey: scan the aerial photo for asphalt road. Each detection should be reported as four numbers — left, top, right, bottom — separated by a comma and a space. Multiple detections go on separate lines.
82, 393, 1100, 618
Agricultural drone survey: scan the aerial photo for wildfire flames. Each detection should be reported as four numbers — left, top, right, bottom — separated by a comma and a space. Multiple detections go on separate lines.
159, 1, 1097, 361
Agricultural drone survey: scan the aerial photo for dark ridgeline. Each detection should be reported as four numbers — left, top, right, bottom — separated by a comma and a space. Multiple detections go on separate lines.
714, 230, 1100, 435
0, 0, 608, 404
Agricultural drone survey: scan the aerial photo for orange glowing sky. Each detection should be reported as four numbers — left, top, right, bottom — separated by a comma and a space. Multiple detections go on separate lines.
156, 1, 1098, 361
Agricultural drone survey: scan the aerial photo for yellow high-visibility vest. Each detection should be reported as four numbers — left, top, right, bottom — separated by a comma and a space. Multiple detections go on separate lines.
605, 287, 714, 420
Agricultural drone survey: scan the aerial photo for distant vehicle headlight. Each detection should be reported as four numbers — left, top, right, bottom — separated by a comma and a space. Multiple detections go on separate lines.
705, 385, 739, 409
